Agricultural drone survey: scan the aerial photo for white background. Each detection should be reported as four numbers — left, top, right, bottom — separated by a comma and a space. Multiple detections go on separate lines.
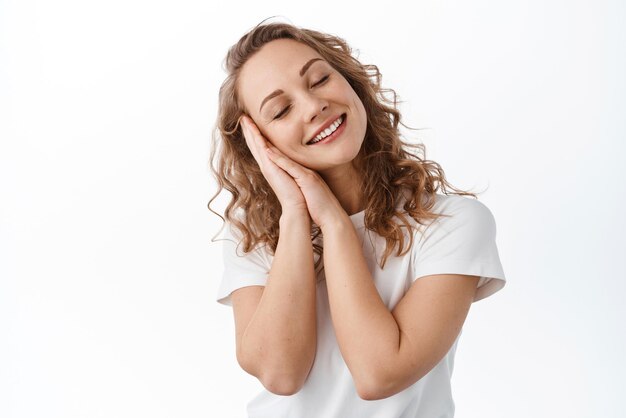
1, 0, 624, 417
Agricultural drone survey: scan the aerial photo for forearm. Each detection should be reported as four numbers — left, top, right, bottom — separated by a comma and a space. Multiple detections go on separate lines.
240, 210, 317, 390
321, 215, 400, 394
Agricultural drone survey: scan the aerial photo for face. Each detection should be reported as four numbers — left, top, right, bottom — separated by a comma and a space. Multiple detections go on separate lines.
237, 38, 368, 173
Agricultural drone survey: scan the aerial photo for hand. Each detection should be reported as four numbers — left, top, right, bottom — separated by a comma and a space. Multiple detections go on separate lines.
241, 116, 346, 229
260, 142, 347, 230
240, 116, 308, 216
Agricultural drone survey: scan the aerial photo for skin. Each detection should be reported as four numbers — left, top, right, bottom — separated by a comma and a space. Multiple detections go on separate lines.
237, 38, 368, 224
235, 38, 479, 400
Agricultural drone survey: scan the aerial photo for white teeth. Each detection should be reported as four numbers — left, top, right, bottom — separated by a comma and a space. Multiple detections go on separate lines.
308, 115, 344, 145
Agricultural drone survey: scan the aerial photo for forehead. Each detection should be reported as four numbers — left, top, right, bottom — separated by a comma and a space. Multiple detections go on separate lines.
238, 39, 325, 113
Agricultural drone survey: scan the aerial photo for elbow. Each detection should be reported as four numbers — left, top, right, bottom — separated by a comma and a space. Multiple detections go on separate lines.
260, 371, 305, 396
354, 372, 399, 401
356, 370, 428, 401
237, 356, 305, 396
356, 382, 385, 401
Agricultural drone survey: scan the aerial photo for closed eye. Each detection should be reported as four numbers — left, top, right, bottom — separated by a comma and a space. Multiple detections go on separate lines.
313, 75, 330, 87
272, 75, 331, 120
273, 105, 292, 120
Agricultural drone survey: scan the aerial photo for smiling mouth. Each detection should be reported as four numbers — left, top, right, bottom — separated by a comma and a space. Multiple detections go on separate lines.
306, 114, 346, 145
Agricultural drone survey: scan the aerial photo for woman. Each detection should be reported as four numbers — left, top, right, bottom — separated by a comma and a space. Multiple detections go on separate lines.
209, 19, 507, 418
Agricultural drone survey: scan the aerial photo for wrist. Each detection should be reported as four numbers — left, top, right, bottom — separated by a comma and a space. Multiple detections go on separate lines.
279, 209, 311, 226
319, 212, 352, 234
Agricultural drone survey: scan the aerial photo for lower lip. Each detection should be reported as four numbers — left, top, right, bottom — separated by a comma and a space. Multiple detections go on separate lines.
307, 115, 347, 146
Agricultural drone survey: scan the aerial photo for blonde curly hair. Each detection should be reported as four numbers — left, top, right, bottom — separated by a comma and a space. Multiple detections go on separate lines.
208, 18, 481, 269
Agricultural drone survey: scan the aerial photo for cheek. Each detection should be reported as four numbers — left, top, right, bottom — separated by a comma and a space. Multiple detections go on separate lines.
258, 125, 285, 147
267, 128, 301, 155
350, 95, 367, 128
358, 99, 367, 127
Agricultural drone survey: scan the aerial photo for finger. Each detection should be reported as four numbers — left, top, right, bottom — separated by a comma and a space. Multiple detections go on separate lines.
239, 117, 251, 147
241, 117, 255, 149
242, 117, 279, 174
241, 118, 265, 163
242, 117, 268, 150
245, 118, 271, 150
266, 143, 284, 155
266, 148, 310, 180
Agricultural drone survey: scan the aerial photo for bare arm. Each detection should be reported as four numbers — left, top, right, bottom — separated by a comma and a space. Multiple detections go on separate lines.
235, 118, 480, 400
321, 214, 478, 401
233, 209, 317, 395
320, 215, 399, 398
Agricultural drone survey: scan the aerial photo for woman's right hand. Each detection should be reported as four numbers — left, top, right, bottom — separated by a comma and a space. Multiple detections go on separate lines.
240, 116, 309, 217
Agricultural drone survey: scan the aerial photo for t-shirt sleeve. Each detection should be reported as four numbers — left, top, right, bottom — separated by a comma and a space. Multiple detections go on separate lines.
411, 196, 506, 302
215, 220, 272, 307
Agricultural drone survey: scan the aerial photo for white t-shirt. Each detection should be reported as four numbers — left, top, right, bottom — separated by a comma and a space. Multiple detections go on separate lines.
216, 193, 507, 418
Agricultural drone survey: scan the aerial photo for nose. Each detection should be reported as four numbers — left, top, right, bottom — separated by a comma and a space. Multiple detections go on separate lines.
301, 92, 329, 123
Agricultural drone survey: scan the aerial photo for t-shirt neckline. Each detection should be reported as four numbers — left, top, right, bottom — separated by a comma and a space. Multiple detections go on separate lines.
348, 209, 366, 228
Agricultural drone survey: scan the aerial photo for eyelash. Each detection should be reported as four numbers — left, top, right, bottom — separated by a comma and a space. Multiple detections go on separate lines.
273, 75, 331, 120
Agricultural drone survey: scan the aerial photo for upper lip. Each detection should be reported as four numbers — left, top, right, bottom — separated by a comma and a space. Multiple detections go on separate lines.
306, 114, 344, 144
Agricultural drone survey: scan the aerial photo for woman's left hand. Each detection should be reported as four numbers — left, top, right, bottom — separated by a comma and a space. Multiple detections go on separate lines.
264, 144, 347, 229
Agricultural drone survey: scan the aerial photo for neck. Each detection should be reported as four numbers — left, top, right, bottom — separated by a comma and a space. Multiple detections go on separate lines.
319, 162, 364, 216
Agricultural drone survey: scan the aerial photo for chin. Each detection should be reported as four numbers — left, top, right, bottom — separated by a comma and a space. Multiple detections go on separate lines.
315, 151, 362, 172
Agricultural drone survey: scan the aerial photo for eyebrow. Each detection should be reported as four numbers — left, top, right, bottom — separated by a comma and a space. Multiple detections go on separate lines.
258, 58, 324, 113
